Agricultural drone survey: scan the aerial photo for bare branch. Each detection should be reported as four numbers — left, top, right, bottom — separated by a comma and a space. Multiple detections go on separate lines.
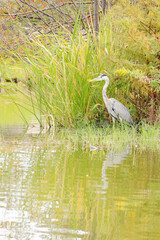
94, 0, 99, 33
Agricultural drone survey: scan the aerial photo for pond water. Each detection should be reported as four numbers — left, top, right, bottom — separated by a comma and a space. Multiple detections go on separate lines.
0, 101, 160, 240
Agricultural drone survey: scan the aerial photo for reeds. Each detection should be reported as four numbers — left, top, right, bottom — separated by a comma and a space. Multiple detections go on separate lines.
9, 28, 112, 128
1, 4, 160, 128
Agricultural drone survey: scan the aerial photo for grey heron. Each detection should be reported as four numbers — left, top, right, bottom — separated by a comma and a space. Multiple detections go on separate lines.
89, 74, 133, 127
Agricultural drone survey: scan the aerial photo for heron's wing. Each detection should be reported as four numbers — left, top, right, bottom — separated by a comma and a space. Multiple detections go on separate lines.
109, 98, 133, 124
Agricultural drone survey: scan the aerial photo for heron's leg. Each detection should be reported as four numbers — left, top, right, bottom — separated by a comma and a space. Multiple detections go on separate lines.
119, 117, 123, 129
112, 117, 115, 128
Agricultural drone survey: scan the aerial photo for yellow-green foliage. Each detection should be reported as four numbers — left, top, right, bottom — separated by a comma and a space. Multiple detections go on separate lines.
0, 0, 160, 127
98, 0, 160, 123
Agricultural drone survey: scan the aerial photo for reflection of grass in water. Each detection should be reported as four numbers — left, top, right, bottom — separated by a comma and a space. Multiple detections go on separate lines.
28, 145, 109, 238
1, 129, 160, 239
23, 138, 160, 239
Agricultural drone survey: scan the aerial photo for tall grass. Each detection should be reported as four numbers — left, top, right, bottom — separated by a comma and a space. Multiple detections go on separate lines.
7, 21, 134, 128
1, 3, 160, 128
11, 27, 114, 128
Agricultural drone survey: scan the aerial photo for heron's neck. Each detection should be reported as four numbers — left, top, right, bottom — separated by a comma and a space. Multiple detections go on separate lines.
102, 81, 109, 102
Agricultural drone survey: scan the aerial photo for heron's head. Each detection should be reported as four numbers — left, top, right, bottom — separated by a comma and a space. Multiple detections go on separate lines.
89, 74, 109, 83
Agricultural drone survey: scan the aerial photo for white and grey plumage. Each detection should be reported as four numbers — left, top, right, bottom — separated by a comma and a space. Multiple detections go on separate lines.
89, 74, 133, 126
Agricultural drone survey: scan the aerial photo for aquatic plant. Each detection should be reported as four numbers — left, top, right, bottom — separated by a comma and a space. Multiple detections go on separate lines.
54, 123, 160, 151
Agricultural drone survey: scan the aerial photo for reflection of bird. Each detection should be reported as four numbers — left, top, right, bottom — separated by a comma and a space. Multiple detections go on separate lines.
101, 148, 130, 190
89, 74, 133, 126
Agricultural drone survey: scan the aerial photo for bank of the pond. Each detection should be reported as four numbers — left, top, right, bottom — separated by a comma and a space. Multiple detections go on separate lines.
53, 124, 160, 151
0, 96, 159, 150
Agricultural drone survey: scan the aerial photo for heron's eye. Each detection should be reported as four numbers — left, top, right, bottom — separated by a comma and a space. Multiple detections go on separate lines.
100, 74, 107, 78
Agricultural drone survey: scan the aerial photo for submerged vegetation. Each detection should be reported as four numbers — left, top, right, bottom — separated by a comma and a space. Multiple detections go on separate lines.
0, 0, 160, 129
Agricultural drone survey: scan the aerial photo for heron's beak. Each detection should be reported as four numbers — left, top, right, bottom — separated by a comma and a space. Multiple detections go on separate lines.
89, 78, 101, 82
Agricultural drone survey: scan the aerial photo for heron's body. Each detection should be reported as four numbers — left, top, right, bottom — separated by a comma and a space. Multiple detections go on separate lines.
89, 74, 133, 126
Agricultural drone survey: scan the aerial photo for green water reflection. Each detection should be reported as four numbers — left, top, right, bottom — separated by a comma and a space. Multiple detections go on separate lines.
0, 136, 160, 240
0, 101, 160, 240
